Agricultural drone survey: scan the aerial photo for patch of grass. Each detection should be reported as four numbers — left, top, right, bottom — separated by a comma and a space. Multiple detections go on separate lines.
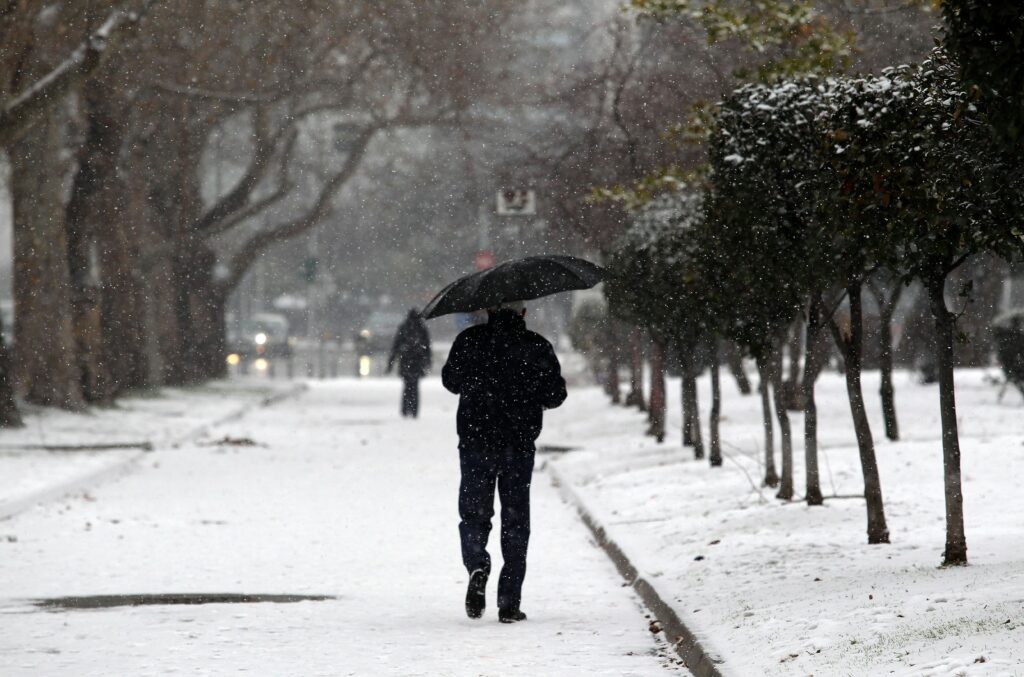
857, 614, 1011, 660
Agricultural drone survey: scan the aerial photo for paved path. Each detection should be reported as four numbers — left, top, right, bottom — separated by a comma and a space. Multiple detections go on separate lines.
0, 379, 685, 676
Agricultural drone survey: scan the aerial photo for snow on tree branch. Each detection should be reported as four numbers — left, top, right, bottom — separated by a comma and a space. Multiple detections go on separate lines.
0, 0, 160, 148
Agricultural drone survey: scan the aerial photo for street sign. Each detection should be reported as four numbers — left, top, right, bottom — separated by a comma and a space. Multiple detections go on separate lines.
474, 250, 495, 270
496, 189, 536, 216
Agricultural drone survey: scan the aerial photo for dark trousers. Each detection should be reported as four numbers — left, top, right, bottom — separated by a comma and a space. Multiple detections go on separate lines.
458, 441, 535, 611
401, 376, 419, 417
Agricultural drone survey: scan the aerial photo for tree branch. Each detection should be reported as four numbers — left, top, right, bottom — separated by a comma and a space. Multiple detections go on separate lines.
220, 124, 381, 291
945, 250, 974, 276
205, 177, 294, 240
150, 80, 283, 104
609, 29, 641, 176
190, 108, 294, 235
819, 287, 848, 323
0, 0, 160, 148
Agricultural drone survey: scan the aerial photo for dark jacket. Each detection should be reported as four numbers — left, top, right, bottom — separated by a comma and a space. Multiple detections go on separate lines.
442, 310, 566, 447
388, 311, 432, 379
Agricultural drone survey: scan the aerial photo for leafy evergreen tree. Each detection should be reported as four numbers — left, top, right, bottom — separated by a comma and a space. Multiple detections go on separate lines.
942, 0, 1024, 145
824, 50, 1024, 564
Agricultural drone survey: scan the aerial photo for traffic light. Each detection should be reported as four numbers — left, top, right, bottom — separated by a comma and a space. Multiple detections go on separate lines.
301, 257, 318, 283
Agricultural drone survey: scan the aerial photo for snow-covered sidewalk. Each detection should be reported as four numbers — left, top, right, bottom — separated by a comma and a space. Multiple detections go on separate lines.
0, 379, 304, 520
542, 369, 1024, 677
0, 379, 685, 676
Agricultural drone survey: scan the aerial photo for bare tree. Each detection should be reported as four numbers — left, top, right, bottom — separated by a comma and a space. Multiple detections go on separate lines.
33, 0, 513, 392
0, 1, 159, 410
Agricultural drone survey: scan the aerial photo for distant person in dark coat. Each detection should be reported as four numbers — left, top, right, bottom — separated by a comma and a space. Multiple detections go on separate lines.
386, 309, 432, 418
441, 301, 566, 623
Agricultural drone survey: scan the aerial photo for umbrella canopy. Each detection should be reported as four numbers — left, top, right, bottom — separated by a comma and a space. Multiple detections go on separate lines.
422, 255, 608, 319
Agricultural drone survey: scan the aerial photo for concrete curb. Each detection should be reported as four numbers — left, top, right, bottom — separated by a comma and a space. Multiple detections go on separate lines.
164, 383, 309, 447
546, 461, 730, 677
0, 453, 145, 521
0, 382, 309, 522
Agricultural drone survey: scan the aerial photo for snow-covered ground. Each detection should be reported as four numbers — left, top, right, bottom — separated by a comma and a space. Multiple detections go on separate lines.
0, 379, 302, 518
541, 368, 1024, 677
0, 379, 685, 676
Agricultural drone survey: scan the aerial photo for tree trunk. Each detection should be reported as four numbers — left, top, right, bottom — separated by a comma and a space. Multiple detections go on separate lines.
625, 328, 646, 410
867, 278, 903, 441
709, 346, 722, 467
802, 297, 825, 506
785, 316, 803, 410
681, 375, 693, 446
928, 278, 967, 565
193, 281, 228, 381
168, 247, 226, 384
690, 374, 704, 459
681, 350, 695, 447
10, 113, 85, 409
681, 352, 704, 459
142, 97, 205, 386
152, 252, 183, 385
878, 299, 900, 441
99, 212, 152, 393
68, 281, 107, 401
166, 252, 202, 385
0, 317, 23, 427
647, 337, 665, 443
606, 338, 621, 404
123, 128, 172, 389
770, 344, 794, 500
756, 356, 779, 487
724, 341, 752, 394
66, 85, 125, 403
832, 281, 890, 544
801, 319, 832, 387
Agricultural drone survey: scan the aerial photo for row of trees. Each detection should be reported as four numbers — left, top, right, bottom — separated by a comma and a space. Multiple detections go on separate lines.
0, 1, 509, 424
532, 0, 968, 420
602, 45, 1023, 566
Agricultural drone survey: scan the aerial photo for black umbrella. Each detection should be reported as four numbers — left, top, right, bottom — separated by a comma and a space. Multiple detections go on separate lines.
422, 255, 608, 319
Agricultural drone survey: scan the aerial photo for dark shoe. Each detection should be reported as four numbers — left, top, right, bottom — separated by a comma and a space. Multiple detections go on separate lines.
465, 569, 487, 619
498, 607, 527, 623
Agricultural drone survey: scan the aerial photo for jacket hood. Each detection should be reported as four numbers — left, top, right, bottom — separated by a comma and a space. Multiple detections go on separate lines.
487, 309, 526, 334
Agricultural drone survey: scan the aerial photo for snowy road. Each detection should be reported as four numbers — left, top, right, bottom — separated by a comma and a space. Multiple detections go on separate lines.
0, 379, 684, 676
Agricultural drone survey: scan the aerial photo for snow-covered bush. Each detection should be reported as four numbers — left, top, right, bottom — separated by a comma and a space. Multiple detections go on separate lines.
703, 77, 823, 361
605, 188, 714, 453
605, 189, 707, 345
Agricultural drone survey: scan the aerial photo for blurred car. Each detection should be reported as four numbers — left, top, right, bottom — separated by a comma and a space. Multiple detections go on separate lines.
354, 310, 406, 356
228, 312, 294, 364
354, 310, 405, 377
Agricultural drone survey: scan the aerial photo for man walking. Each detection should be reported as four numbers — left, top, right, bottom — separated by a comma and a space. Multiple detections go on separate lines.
386, 309, 432, 417
441, 301, 566, 623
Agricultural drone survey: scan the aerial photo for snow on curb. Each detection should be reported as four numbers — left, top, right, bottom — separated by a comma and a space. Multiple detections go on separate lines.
0, 453, 143, 522
0, 383, 309, 521
546, 460, 731, 677
162, 382, 309, 447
